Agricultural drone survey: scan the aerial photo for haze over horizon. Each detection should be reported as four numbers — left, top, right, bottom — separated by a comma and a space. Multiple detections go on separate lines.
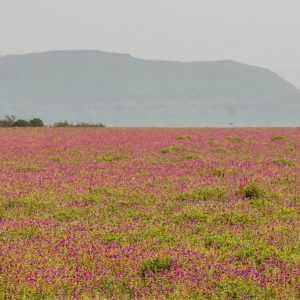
1, 0, 300, 88
1, 50, 299, 127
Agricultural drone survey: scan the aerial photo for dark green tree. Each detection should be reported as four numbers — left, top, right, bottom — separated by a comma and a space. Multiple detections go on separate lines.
29, 118, 44, 127
13, 119, 30, 127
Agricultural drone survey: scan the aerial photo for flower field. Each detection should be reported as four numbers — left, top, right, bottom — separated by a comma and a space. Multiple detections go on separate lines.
0, 128, 299, 299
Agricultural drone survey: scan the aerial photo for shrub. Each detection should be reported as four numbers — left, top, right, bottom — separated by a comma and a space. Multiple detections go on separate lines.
140, 256, 172, 278
240, 183, 268, 199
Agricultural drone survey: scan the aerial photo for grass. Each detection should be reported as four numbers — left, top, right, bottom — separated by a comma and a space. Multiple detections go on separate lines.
273, 158, 294, 166
140, 256, 172, 278
97, 152, 128, 162
160, 146, 185, 154
240, 183, 269, 199
177, 187, 226, 201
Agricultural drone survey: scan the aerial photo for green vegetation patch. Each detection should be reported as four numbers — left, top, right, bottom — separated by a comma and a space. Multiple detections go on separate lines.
17, 165, 46, 172
239, 183, 269, 199
176, 208, 210, 224
177, 187, 226, 201
0, 228, 39, 240
160, 147, 185, 154
214, 278, 264, 299
176, 136, 191, 140
273, 158, 294, 166
140, 256, 172, 278
227, 136, 244, 143
97, 152, 128, 162
55, 208, 83, 222
272, 135, 287, 142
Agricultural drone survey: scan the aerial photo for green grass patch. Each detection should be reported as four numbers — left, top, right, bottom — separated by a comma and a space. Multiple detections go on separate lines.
140, 256, 172, 278
17, 165, 46, 172
97, 152, 128, 162
215, 278, 264, 299
240, 183, 269, 199
175, 208, 210, 224
55, 208, 83, 222
272, 135, 287, 142
177, 187, 225, 201
273, 158, 294, 166
160, 147, 185, 154
176, 136, 191, 140
227, 136, 244, 143
0, 228, 39, 240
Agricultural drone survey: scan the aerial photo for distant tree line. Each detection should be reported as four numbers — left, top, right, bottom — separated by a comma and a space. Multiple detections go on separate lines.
0, 115, 105, 128
52, 121, 105, 128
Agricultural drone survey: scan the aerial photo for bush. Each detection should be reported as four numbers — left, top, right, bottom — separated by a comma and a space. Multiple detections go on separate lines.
140, 256, 172, 278
240, 183, 268, 199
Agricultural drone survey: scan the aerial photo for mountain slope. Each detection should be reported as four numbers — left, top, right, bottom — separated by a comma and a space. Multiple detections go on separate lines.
0, 50, 299, 126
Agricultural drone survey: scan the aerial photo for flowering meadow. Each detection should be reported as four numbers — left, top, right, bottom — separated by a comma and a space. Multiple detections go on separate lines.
0, 128, 299, 299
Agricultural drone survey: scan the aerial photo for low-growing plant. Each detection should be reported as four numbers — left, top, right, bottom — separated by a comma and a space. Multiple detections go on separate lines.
51, 156, 61, 162
140, 256, 172, 278
272, 207, 298, 221
0, 228, 38, 240
55, 208, 82, 222
236, 239, 277, 264
272, 135, 287, 142
101, 232, 121, 244
177, 187, 225, 201
176, 208, 210, 224
97, 152, 128, 162
273, 158, 294, 166
212, 167, 226, 177
216, 212, 252, 225
227, 136, 244, 143
178, 153, 203, 161
215, 278, 263, 299
240, 183, 268, 199
160, 147, 184, 154
176, 136, 191, 140
17, 165, 46, 172
204, 231, 235, 249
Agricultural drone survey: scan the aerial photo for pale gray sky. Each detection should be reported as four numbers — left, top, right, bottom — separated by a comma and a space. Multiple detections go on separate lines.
1, 0, 300, 87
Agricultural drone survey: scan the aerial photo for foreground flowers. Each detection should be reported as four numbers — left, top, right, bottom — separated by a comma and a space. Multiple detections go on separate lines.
0, 128, 299, 299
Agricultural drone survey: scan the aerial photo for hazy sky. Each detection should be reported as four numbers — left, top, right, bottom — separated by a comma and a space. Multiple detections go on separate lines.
1, 0, 300, 87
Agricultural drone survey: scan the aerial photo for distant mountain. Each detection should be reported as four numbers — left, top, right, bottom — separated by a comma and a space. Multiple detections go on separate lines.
0, 50, 299, 126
